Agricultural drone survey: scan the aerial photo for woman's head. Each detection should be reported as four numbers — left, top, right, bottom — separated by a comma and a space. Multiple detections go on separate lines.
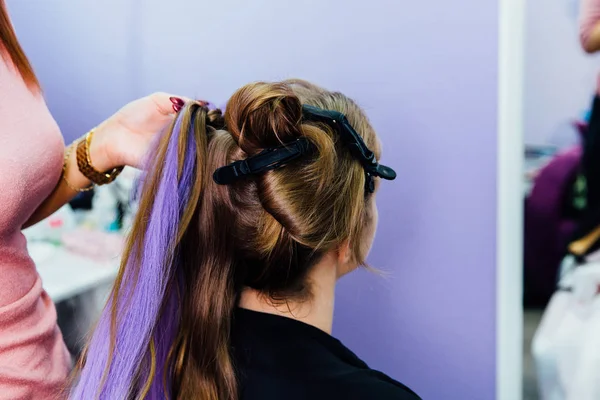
216, 80, 382, 293
71, 80, 390, 400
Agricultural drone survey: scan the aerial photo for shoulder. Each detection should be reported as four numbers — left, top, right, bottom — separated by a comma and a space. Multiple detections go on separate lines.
238, 366, 420, 400
328, 369, 421, 400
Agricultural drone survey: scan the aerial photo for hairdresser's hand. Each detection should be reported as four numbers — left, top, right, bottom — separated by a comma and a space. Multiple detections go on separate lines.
89, 93, 189, 171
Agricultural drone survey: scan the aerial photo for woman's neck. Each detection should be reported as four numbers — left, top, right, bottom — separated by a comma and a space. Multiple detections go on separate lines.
238, 255, 338, 334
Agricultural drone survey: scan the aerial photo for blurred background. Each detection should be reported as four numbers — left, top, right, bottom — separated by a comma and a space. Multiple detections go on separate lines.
522, 1, 600, 400
5, 1, 519, 399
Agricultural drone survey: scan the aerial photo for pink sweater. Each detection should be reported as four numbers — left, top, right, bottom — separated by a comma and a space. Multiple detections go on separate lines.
581, 0, 600, 94
0, 55, 71, 398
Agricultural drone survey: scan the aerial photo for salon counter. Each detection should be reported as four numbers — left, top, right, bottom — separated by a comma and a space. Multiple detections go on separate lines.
28, 241, 119, 355
29, 241, 119, 303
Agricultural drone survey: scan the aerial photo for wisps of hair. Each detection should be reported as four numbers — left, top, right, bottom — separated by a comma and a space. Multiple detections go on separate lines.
0, 0, 40, 89
70, 102, 208, 399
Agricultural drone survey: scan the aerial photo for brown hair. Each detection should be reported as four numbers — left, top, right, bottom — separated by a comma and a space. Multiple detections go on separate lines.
0, 0, 39, 89
75, 80, 382, 399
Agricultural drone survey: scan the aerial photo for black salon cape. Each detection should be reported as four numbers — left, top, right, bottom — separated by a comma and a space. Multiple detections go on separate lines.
231, 308, 421, 400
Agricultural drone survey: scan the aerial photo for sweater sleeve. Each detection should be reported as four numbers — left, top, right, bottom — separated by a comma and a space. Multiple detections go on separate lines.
580, 0, 600, 50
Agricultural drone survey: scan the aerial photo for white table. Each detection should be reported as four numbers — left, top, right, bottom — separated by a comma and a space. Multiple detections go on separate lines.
29, 242, 119, 303
27, 242, 120, 354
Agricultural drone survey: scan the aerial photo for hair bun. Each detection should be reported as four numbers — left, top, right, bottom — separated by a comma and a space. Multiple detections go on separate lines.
225, 82, 303, 154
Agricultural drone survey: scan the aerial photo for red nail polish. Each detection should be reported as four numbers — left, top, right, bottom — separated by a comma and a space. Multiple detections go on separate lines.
172, 104, 182, 113
170, 97, 185, 107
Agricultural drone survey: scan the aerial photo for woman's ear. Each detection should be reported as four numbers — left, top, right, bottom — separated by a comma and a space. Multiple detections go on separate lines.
338, 239, 352, 265
337, 239, 353, 266
336, 239, 358, 278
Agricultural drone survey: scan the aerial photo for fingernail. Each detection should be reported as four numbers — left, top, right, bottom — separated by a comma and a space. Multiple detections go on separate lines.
172, 104, 182, 113
170, 97, 185, 107
196, 100, 208, 107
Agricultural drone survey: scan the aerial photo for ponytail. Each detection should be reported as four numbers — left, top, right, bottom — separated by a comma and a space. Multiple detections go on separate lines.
71, 102, 218, 399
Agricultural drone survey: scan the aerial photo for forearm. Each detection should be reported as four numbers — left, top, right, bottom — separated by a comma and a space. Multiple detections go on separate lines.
580, 0, 600, 53
25, 92, 183, 228
24, 127, 114, 228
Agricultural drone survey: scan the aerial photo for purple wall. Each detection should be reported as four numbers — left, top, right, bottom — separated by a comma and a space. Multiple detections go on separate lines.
9, 1, 499, 398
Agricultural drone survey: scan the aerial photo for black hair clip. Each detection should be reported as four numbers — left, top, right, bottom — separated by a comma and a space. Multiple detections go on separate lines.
213, 105, 396, 194
213, 137, 315, 185
301, 105, 396, 193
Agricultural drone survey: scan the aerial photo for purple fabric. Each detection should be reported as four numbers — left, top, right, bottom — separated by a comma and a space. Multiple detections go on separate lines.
524, 146, 582, 306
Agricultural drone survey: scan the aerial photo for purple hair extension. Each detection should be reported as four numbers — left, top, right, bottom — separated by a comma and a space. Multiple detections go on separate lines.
70, 110, 199, 399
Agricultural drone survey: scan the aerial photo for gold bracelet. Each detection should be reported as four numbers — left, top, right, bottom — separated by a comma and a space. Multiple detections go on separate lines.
62, 142, 94, 192
76, 128, 123, 185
